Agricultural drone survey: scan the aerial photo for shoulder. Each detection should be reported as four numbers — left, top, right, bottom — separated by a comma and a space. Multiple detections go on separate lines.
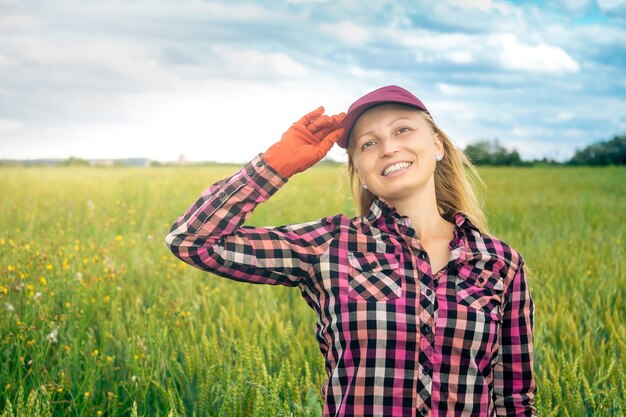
275, 213, 357, 239
466, 228, 523, 268
462, 227, 525, 295
453, 212, 523, 270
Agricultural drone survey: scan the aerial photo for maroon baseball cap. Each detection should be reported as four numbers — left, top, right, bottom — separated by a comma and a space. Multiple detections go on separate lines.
337, 85, 429, 149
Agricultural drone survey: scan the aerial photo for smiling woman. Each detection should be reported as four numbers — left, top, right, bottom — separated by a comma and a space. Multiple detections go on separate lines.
165, 85, 537, 417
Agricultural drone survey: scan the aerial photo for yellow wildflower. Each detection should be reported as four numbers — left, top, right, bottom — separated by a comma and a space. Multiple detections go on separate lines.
46, 264, 53, 270
40, 277, 47, 286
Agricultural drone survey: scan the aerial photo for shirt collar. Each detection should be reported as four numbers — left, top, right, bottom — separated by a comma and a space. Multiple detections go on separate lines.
365, 198, 481, 234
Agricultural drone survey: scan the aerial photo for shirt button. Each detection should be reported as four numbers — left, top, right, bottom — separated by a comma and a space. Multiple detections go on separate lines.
426, 289, 432, 296
247, 168, 255, 175
421, 324, 432, 335
420, 407, 428, 416
218, 192, 226, 199
369, 261, 378, 268
478, 277, 485, 283
256, 160, 264, 167
422, 366, 431, 376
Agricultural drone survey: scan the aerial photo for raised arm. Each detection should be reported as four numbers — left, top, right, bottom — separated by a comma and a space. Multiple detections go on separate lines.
493, 257, 538, 416
164, 107, 345, 288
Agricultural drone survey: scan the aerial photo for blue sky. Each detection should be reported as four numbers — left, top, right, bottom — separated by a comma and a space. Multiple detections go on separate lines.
0, 0, 625, 163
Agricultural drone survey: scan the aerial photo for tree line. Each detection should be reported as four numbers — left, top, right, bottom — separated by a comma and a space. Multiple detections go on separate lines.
464, 134, 626, 166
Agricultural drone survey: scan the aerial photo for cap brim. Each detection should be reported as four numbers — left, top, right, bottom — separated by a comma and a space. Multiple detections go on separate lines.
336, 99, 427, 149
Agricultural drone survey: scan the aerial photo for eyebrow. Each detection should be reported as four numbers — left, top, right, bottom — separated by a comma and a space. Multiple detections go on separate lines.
354, 117, 414, 145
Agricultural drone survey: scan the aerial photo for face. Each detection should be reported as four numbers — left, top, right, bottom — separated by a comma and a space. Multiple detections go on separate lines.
349, 104, 444, 204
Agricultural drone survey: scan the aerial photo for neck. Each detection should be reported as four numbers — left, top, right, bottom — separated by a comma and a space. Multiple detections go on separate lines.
383, 179, 453, 242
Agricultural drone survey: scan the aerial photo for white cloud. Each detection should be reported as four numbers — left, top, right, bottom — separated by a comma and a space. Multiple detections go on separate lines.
445, 50, 475, 64
210, 46, 308, 79
3, 35, 180, 88
596, 0, 626, 10
320, 21, 371, 45
446, 0, 510, 13
401, 30, 580, 74
0, 52, 14, 67
556, 112, 575, 121
558, 0, 593, 13
0, 77, 360, 162
495, 33, 580, 73
284, 0, 332, 3
0, 118, 23, 133
0, 13, 42, 34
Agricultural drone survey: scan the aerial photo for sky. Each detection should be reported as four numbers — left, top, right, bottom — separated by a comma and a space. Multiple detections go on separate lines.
1, 0, 625, 163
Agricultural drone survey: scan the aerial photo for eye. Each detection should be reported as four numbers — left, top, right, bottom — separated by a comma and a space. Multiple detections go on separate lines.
361, 140, 375, 151
396, 126, 411, 135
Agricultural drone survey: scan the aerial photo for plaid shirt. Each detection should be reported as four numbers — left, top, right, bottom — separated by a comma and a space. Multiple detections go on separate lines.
165, 154, 537, 417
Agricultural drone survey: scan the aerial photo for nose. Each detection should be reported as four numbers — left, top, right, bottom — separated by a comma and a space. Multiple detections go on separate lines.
380, 137, 399, 157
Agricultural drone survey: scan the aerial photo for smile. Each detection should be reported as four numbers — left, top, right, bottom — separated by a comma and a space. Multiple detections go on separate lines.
382, 162, 412, 177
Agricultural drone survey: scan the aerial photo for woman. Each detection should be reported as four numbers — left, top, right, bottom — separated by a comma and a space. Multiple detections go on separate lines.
165, 85, 537, 416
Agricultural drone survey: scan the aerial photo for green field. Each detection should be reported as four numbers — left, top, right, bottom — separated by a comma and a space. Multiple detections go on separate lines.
1, 164, 624, 416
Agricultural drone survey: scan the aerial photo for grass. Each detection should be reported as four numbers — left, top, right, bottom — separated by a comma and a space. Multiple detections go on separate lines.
0, 164, 624, 416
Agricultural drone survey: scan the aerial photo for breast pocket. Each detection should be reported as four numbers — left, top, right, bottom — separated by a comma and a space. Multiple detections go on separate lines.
455, 264, 504, 322
347, 251, 403, 302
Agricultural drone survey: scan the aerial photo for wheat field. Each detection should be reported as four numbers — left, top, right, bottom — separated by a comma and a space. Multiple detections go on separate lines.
0, 164, 624, 416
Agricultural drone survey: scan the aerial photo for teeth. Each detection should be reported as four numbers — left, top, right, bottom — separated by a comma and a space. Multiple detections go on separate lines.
383, 162, 412, 176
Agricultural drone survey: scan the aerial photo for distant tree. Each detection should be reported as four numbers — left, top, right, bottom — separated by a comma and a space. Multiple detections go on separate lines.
60, 156, 89, 166
568, 134, 626, 166
464, 139, 524, 166
528, 157, 560, 166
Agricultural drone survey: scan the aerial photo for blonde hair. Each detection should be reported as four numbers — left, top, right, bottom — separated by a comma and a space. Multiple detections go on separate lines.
346, 106, 491, 235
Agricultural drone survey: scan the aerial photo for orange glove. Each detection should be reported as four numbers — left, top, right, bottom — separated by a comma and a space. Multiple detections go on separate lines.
263, 106, 345, 178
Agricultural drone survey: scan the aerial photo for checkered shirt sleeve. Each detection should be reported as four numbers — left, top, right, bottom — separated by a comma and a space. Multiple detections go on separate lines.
165, 153, 335, 287
493, 257, 537, 416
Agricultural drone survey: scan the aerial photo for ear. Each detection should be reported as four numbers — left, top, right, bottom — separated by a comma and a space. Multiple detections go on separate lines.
434, 132, 444, 156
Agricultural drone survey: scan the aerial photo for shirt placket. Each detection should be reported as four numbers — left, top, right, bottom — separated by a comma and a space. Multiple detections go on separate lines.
394, 219, 436, 417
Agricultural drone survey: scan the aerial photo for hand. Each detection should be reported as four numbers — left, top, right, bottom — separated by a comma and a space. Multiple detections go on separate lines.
263, 106, 345, 178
